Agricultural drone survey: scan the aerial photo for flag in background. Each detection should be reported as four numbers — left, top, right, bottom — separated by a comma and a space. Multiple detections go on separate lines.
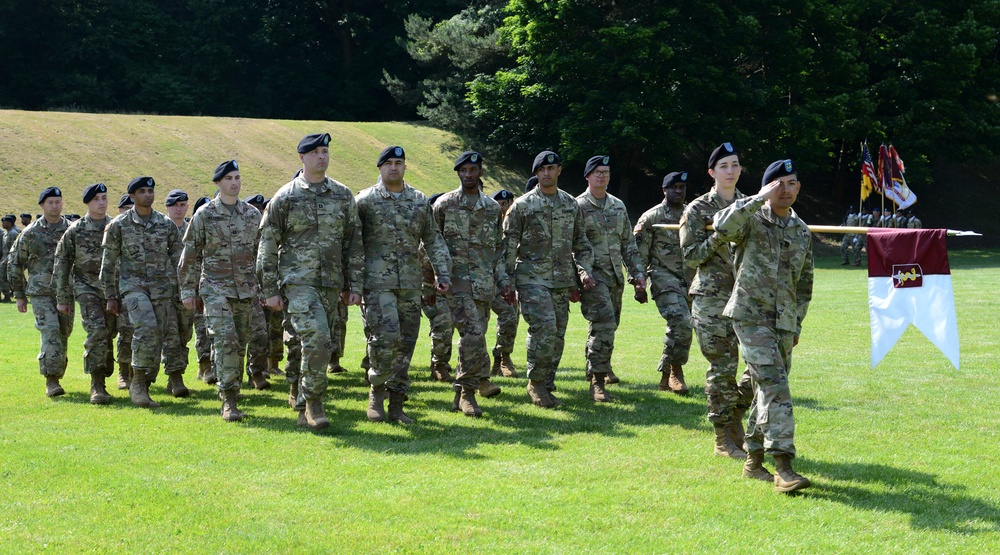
860, 143, 879, 200
877, 144, 893, 194
867, 228, 959, 369
887, 145, 917, 209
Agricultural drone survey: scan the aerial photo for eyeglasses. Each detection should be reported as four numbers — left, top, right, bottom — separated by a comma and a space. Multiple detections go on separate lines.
592, 171, 610, 177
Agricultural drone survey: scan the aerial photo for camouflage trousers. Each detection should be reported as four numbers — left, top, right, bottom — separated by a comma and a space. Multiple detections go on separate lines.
733, 321, 797, 458
578, 281, 621, 374
449, 293, 491, 388
517, 285, 570, 383
264, 306, 285, 361
243, 299, 268, 379
31, 295, 73, 378
163, 302, 193, 374
653, 291, 692, 372
76, 293, 116, 378
421, 294, 453, 366
194, 312, 211, 363
203, 295, 254, 392
490, 290, 519, 355
692, 295, 752, 426
363, 289, 421, 394
332, 302, 347, 361
117, 298, 133, 365
284, 284, 342, 404
841, 234, 862, 265
124, 291, 180, 383
283, 313, 301, 382
0, 260, 10, 296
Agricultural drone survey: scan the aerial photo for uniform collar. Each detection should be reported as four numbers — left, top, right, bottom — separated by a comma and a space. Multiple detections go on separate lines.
374, 180, 415, 200
296, 174, 331, 193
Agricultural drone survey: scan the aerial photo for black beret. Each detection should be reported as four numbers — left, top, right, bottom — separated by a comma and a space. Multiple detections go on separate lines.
1, 215, 14, 223
662, 172, 689, 188
377, 145, 405, 167
262, 198, 271, 209
213, 160, 239, 182
492, 190, 513, 201
20, 213, 31, 218
297, 133, 331, 154
707, 142, 739, 170
68, 214, 81, 221
762, 159, 797, 187
453, 151, 483, 171
525, 176, 538, 192
38, 186, 62, 204
82, 182, 108, 204
118, 194, 134, 208
193, 196, 211, 213
428, 192, 445, 206
584, 155, 610, 177
128, 176, 155, 194
164, 189, 189, 207
243, 194, 265, 206
292, 168, 303, 179
532, 151, 560, 174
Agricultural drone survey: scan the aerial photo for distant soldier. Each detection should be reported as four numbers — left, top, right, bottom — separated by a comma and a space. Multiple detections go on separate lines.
244, 193, 286, 379
906, 210, 922, 228
421, 193, 455, 383
20, 213, 32, 228
634, 172, 695, 394
9, 187, 71, 397
893, 210, 908, 228
53, 183, 116, 404
258, 133, 364, 430
575, 155, 645, 401
840, 206, 862, 266
179, 160, 264, 421
161, 189, 193, 397
864, 207, 882, 228
489, 189, 520, 378
100, 177, 184, 408
714, 159, 814, 493
503, 151, 595, 408
113, 194, 135, 389
0, 214, 19, 303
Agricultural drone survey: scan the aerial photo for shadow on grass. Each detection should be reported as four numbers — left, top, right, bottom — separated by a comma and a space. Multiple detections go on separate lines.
793, 396, 836, 412
801, 459, 1000, 533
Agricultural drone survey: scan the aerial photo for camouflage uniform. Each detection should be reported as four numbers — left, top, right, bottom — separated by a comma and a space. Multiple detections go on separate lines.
100, 209, 183, 385
503, 188, 594, 386
490, 290, 519, 358
840, 212, 862, 265
433, 188, 507, 388
179, 198, 262, 392
166, 221, 193, 376
258, 174, 364, 406
356, 181, 450, 393
714, 195, 813, 457
679, 187, 752, 426
635, 200, 694, 373
576, 190, 643, 376
53, 214, 115, 378
9, 218, 73, 377
0, 226, 20, 298
420, 246, 453, 370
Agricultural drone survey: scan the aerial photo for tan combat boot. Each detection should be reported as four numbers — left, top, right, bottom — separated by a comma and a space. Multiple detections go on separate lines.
327, 356, 346, 374
479, 378, 501, 398
590, 373, 614, 403
288, 381, 300, 409
45, 376, 65, 397
129, 372, 153, 408
742, 451, 774, 482
460, 385, 482, 417
267, 356, 284, 377
668, 364, 689, 395
450, 387, 462, 412
304, 399, 330, 430
527, 380, 556, 408
89, 374, 112, 405
773, 454, 811, 493
387, 390, 414, 424
196, 359, 209, 381
729, 408, 747, 450
367, 384, 387, 422
249, 372, 272, 390
605, 369, 620, 385
430, 362, 453, 382
117, 362, 132, 390
221, 390, 247, 422
144, 379, 161, 408
167, 373, 190, 398
658, 372, 671, 391
714, 425, 748, 459
499, 353, 519, 378
490, 352, 502, 377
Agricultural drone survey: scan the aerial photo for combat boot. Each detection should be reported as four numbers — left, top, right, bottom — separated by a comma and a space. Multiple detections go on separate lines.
491, 352, 502, 377
196, 359, 210, 382
479, 378, 501, 398
460, 385, 482, 417
668, 364, 689, 395
167, 373, 190, 398
327, 357, 346, 374
367, 384, 387, 422
499, 352, 519, 378
773, 454, 811, 493
267, 356, 284, 377
545, 375, 563, 408
527, 380, 556, 408
728, 408, 747, 451
714, 425, 748, 459
606, 369, 620, 385
45, 376, 65, 397
89, 374, 112, 405
117, 362, 132, 390
430, 361, 453, 382
288, 381, 300, 409
129, 373, 153, 407
742, 451, 774, 482
304, 398, 330, 430
143, 378, 161, 408
221, 390, 247, 422
590, 373, 614, 403
387, 390, 414, 424
249, 372, 272, 390
450, 386, 462, 412
658, 371, 671, 391
297, 410, 308, 427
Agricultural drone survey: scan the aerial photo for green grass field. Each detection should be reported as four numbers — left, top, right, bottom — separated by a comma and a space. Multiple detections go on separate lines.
1, 251, 998, 553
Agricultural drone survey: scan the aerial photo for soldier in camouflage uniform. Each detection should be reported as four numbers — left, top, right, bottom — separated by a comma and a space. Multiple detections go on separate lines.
840, 206, 862, 266
160, 189, 193, 397
258, 133, 365, 430
180, 160, 264, 421
634, 172, 695, 395
0, 215, 20, 303
421, 193, 454, 382
187, 196, 216, 384
679, 142, 752, 459
906, 210, 922, 228
9, 187, 72, 397
714, 159, 814, 493
357, 145, 451, 424
432, 151, 511, 416
100, 176, 184, 409
489, 189, 519, 378
53, 183, 116, 404
503, 151, 595, 408
575, 155, 645, 402
113, 194, 135, 389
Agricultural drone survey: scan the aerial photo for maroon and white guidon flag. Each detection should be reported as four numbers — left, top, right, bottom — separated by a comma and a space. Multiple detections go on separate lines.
867, 229, 960, 369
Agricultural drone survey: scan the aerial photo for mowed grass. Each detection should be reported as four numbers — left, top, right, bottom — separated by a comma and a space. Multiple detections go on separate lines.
1, 251, 999, 554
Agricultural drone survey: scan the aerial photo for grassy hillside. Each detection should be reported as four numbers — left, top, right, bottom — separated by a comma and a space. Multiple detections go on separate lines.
0, 110, 526, 216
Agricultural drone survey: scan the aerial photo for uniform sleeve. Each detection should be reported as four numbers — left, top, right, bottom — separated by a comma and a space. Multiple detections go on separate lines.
712, 195, 767, 246
421, 203, 451, 285
100, 222, 121, 300
619, 211, 644, 283
52, 227, 75, 305
343, 197, 365, 297
167, 223, 183, 285
502, 204, 521, 279
796, 237, 814, 336
680, 204, 727, 270
572, 204, 595, 282
635, 212, 653, 273
7, 232, 27, 298
257, 194, 286, 298
492, 212, 509, 290
178, 213, 204, 300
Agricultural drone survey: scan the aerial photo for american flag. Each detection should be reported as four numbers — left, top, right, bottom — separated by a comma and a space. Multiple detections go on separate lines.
860, 143, 879, 199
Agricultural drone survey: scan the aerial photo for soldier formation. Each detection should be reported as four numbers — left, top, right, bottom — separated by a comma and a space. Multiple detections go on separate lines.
840, 205, 922, 266
4, 136, 817, 493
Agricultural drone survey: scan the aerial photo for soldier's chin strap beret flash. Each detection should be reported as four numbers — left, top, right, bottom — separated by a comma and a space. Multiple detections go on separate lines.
453, 150, 482, 171
532, 151, 560, 174
38, 187, 62, 204
708, 142, 739, 170
584, 155, 610, 177
118, 194, 134, 208
193, 196, 211, 213
298, 133, 331, 154
525, 176, 538, 192
377, 145, 405, 167
128, 176, 155, 194
213, 160, 239, 182
492, 190, 513, 201
164, 189, 189, 207
762, 159, 796, 187
82, 182, 107, 203
662, 172, 688, 188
